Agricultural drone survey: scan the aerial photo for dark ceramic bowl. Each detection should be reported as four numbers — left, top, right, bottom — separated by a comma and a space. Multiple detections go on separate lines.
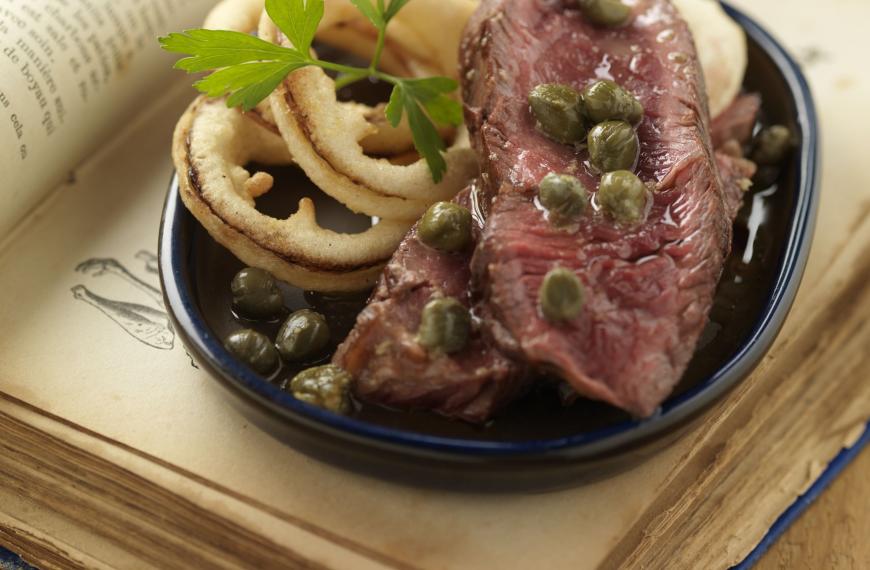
159, 4, 819, 489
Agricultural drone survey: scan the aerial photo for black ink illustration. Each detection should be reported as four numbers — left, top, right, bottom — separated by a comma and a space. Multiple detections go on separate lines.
72, 253, 175, 351
71, 285, 175, 350
136, 250, 159, 275
77, 257, 164, 305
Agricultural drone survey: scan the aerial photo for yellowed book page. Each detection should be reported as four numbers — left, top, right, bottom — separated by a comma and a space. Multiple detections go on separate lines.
0, 0, 215, 238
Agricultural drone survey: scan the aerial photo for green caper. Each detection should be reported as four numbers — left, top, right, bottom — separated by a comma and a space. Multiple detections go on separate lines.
539, 268, 585, 322
224, 329, 280, 376
275, 309, 330, 361
582, 80, 644, 124
289, 365, 352, 414
417, 297, 471, 354
418, 202, 473, 252
528, 83, 585, 144
588, 120, 639, 173
576, 0, 632, 28
752, 125, 793, 165
538, 173, 589, 224
598, 170, 649, 223
231, 267, 284, 320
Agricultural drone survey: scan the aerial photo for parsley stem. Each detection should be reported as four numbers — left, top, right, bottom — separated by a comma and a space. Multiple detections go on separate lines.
313, 59, 370, 77
369, 25, 387, 74
333, 72, 367, 90
313, 58, 401, 92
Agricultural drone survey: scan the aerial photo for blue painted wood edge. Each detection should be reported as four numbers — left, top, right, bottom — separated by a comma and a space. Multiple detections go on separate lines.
732, 422, 870, 569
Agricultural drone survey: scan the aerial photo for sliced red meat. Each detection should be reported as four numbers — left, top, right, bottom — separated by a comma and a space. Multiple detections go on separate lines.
333, 186, 528, 423
336, 0, 760, 422
463, 0, 733, 416
717, 152, 756, 219
711, 93, 762, 149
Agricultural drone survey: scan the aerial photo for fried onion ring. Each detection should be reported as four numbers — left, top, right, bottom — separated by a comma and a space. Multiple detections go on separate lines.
204, 0, 265, 31
314, 0, 478, 79
203, 0, 293, 154
173, 97, 412, 292
260, 13, 479, 220
205, 0, 462, 170
673, 0, 748, 118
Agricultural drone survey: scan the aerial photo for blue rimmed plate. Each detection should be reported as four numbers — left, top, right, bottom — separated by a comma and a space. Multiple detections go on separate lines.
159, 4, 819, 489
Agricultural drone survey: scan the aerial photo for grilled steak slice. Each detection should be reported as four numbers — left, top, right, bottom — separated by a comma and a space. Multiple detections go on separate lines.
717, 153, 756, 219
711, 93, 762, 149
712, 94, 760, 216
333, 186, 528, 423
463, 0, 733, 416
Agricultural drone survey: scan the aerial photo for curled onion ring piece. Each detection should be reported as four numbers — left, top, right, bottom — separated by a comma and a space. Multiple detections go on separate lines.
173, 97, 412, 292
203, 0, 294, 153
204, 0, 265, 31
260, 14, 479, 220
315, 0, 478, 79
672, 0, 747, 118
205, 0, 456, 171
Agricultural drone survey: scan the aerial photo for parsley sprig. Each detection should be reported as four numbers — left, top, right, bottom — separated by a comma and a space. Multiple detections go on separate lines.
159, 0, 462, 182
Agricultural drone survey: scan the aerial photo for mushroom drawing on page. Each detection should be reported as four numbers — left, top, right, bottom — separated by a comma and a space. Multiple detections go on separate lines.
71, 253, 176, 352
77, 257, 166, 306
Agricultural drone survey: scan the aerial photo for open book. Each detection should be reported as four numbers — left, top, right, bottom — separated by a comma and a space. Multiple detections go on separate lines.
0, 0, 216, 239
0, 1, 868, 569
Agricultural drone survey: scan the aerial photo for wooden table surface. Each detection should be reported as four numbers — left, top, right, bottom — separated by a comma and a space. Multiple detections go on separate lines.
758, 444, 869, 569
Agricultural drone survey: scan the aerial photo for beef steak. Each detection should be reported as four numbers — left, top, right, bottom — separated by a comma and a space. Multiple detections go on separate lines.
463, 0, 734, 416
333, 185, 528, 423
711, 93, 762, 149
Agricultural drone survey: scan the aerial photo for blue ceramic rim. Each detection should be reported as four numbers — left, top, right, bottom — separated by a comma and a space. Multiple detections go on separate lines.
160, 3, 820, 460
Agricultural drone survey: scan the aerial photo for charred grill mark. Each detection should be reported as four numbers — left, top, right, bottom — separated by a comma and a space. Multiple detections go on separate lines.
183, 136, 388, 274
281, 84, 411, 201
242, 108, 280, 135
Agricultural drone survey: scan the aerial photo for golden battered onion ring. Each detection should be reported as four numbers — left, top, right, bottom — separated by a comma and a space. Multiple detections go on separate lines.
316, 0, 478, 156
205, 0, 456, 165
314, 0, 477, 79
173, 97, 411, 292
204, 0, 265, 31
260, 14, 479, 220
202, 0, 292, 153
673, 0, 748, 118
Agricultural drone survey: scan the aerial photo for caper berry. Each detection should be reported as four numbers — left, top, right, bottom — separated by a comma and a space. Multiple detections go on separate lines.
539, 268, 585, 322
418, 202, 473, 252
528, 83, 585, 144
576, 0, 632, 28
582, 80, 644, 125
588, 120, 640, 173
231, 267, 284, 320
417, 297, 471, 354
598, 170, 649, 223
225, 329, 280, 376
752, 125, 793, 165
539, 173, 589, 224
289, 365, 352, 414
275, 309, 330, 361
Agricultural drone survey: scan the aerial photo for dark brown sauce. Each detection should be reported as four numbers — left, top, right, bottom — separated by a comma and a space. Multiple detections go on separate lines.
193, 39, 799, 441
